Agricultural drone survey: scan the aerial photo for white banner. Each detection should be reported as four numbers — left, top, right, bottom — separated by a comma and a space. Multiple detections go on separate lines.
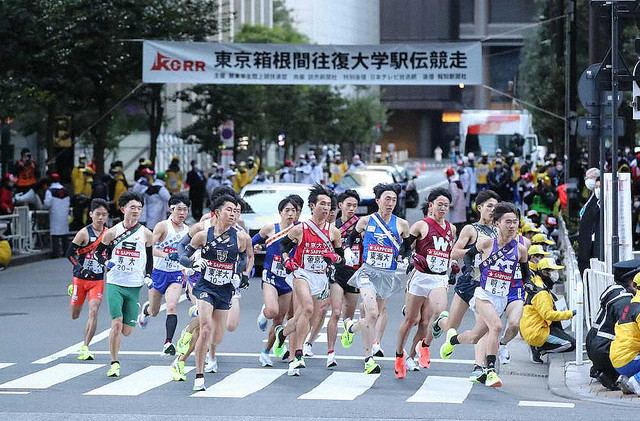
604, 172, 633, 272
142, 40, 482, 86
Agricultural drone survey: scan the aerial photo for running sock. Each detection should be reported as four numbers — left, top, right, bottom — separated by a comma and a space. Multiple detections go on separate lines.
165, 314, 178, 342
365, 356, 372, 363
486, 355, 496, 369
111, 360, 119, 366
395, 352, 403, 358
277, 329, 286, 344
499, 341, 506, 346
450, 335, 460, 345
421, 339, 429, 348
143, 306, 150, 317
473, 364, 483, 371
294, 349, 303, 359
196, 373, 204, 379
328, 349, 334, 354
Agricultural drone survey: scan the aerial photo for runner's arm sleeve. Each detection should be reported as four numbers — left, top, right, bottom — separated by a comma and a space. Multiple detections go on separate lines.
177, 234, 192, 256
94, 242, 109, 266
280, 236, 296, 255
252, 233, 265, 246
65, 242, 81, 267
146, 246, 153, 277
179, 245, 197, 268
463, 245, 478, 266
335, 246, 344, 258
520, 263, 531, 284
344, 229, 361, 248
400, 234, 418, 258
237, 251, 248, 274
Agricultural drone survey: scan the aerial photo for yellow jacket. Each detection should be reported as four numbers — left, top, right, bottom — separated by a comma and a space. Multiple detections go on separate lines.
165, 169, 183, 195
476, 163, 489, 184
520, 277, 573, 347
610, 294, 640, 368
71, 166, 85, 195
233, 170, 251, 193
114, 176, 127, 204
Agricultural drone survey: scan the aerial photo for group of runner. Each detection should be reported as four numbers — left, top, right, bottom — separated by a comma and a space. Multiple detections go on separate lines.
65, 180, 560, 392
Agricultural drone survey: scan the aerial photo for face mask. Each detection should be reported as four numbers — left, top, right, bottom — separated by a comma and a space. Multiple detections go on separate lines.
634, 201, 640, 209
595, 188, 601, 200
585, 178, 596, 191
439, 205, 447, 212
550, 271, 559, 282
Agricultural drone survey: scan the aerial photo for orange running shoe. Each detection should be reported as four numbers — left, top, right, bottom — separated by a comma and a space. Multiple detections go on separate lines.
415, 340, 431, 369
394, 351, 407, 379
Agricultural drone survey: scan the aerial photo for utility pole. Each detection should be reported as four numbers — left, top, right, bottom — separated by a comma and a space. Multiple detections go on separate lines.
611, 2, 620, 264
565, 0, 578, 184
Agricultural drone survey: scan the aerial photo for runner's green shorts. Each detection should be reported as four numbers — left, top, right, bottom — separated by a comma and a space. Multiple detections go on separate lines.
106, 283, 141, 326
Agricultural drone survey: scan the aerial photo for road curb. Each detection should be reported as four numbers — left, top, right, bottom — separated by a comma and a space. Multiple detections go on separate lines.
548, 354, 640, 408
7, 249, 52, 268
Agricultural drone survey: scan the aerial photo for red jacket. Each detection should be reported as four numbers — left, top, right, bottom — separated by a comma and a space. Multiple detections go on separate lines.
0, 187, 14, 215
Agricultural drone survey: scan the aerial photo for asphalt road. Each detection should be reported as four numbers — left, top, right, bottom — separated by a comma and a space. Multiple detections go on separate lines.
0, 168, 621, 420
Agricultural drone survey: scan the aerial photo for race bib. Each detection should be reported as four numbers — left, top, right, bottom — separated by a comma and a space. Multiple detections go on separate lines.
163, 246, 180, 271
349, 246, 361, 266
484, 270, 511, 297
303, 253, 327, 273
113, 249, 141, 273
366, 244, 394, 269
82, 258, 103, 274
270, 255, 287, 278
203, 260, 234, 285
426, 248, 449, 273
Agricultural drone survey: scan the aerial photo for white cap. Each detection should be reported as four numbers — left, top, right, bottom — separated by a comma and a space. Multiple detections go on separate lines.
225, 170, 236, 178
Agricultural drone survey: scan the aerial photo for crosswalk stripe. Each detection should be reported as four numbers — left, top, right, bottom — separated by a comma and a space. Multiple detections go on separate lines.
0, 363, 15, 370
298, 372, 380, 400
84, 365, 194, 396
518, 400, 575, 408
191, 368, 286, 398
0, 363, 104, 389
406, 375, 473, 404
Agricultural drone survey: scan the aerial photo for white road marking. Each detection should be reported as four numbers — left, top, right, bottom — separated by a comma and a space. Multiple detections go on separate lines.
0, 391, 30, 395
0, 363, 15, 370
191, 368, 286, 398
0, 363, 103, 389
298, 372, 380, 400
32, 294, 187, 364
406, 375, 473, 404
84, 365, 194, 396
88, 351, 474, 364
518, 400, 575, 408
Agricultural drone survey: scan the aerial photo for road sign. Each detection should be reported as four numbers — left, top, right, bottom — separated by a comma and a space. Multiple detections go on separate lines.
601, 91, 624, 116
578, 63, 601, 114
576, 116, 625, 137
219, 120, 234, 148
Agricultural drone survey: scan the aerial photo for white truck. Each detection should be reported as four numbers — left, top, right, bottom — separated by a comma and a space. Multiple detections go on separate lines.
458, 110, 543, 163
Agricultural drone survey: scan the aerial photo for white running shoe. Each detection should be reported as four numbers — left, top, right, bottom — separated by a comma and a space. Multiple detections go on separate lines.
188, 305, 198, 318
204, 356, 218, 373
287, 367, 300, 377
259, 351, 273, 367
257, 304, 268, 331
162, 342, 176, 357
326, 351, 337, 368
137, 301, 150, 328
372, 342, 384, 357
627, 375, 640, 396
405, 357, 420, 372
498, 344, 511, 364
303, 342, 314, 357
193, 377, 206, 391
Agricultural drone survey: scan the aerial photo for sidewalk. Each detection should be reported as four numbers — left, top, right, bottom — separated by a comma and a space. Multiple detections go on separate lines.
548, 350, 640, 407
7, 248, 52, 268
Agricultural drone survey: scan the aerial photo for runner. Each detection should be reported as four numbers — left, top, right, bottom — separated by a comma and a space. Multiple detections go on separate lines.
440, 202, 529, 387
325, 190, 362, 368
252, 197, 297, 367
340, 183, 411, 374
273, 184, 344, 376
94, 191, 154, 378
176, 194, 245, 391
394, 188, 455, 379
65, 198, 109, 361
137, 195, 191, 357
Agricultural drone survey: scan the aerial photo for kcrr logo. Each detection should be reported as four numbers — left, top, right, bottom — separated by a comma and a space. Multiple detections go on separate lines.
150, 52, 205, 72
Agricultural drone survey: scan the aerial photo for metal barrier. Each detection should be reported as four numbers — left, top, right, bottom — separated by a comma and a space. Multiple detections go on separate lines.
557, 216, 586, 364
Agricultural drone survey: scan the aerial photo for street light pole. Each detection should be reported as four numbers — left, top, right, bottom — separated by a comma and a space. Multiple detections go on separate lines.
611, 2, 620, 264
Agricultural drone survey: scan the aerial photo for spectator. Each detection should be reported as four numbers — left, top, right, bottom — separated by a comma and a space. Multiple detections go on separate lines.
578, 168, 601, 274
246, 156, 260, 181
522, 223, 541, 241
133, 158, 148, 181
206, 164, 223, 199
280, 160, 295, 183
309, 155, 323, 184
457, 159, 471, 215
531, 175, 557, 216
91, 175, 110, 201
223, 169, 235, 188
252, 169, 268, 184
165, 155, 183, 195
71, 154, 88, 196
186, 160, 206, 221
0, 174, 16, 215
144, 171, 171, 230
44, 174, 70, 258
108, 163, 128, 212
330, 153, 348, 183
610, 271, 640, 396
233, 161, 251, 193
520, 258, 576, 363
349, 154, 366, 171
14, 148, 38, 194
465, 152, 477, 204
446, 167, 466, 232
487, 158, 512, 201
295, 154, 312, 183
133, 168, 154, 225
476, 152, 490, 192
586, 260, 638, 391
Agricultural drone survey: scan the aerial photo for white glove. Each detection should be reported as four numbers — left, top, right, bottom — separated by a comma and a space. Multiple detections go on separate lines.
344, 248, 357, 267
396, 257, 409, 271
144, 275, 153, 288
193, 258, 207, 274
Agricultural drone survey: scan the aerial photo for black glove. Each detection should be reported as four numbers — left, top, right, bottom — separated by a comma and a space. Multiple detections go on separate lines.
572, 309, 577, 316
79, 267, 95, 279
327, 264, 336, 283
448, 271, 457, 285
239, 274, 250, 289
405, 260, 414, 275
168, 252, 180, 261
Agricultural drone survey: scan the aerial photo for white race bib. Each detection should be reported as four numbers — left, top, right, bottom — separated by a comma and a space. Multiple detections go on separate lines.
426, 249, 449, 273
303, 253, 327, 273
203, 260, 234, 285
366, 244, 394, 269
483, 270, 511, 297
162, 246, 180, 271
270, 255, 287, 278
82, 258, 103, 274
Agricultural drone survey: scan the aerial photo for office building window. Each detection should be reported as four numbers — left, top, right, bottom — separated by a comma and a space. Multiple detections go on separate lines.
460, 0, 474, 24
489, 46, 521, 104
490, 0, 534, 23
